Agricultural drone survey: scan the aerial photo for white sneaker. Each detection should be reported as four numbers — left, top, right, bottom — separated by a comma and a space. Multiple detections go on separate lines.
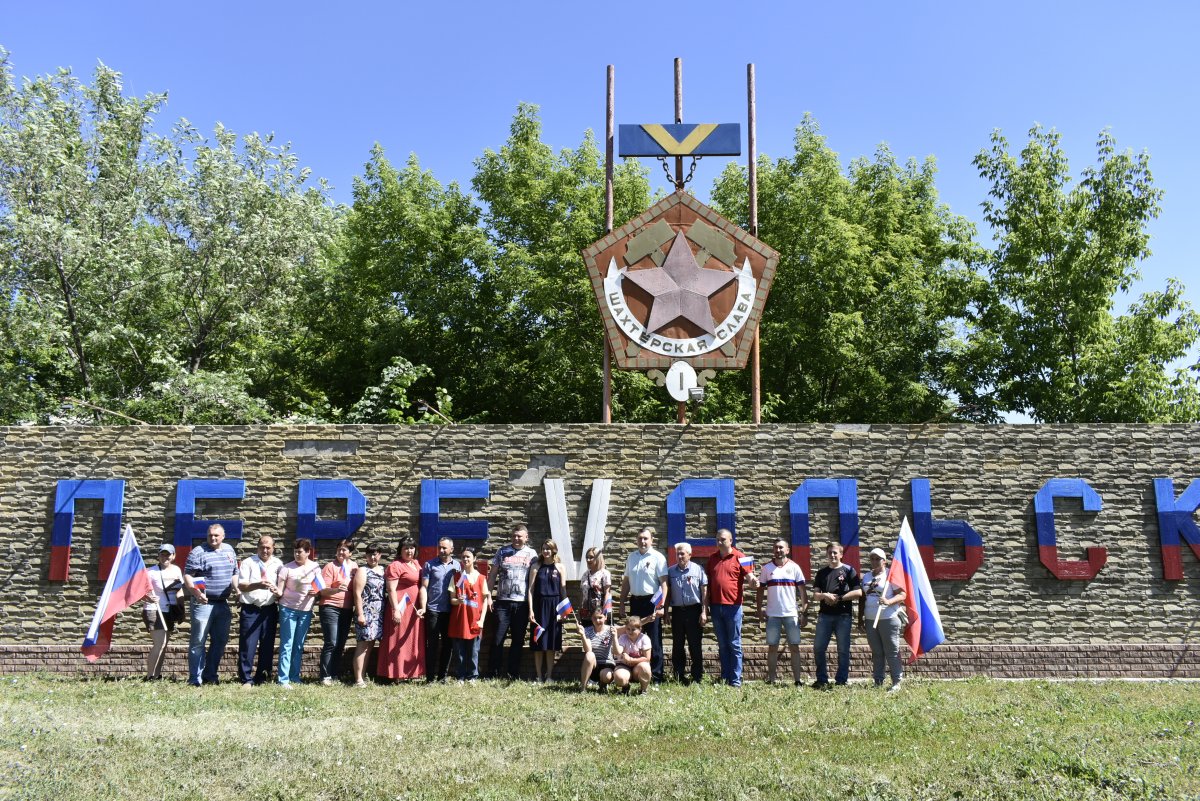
321, 677, 333, 686
887, 682, 902, 693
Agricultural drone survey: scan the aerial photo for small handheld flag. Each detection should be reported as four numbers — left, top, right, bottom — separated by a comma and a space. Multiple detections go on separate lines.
739, 555, 754, 569
532, 622, 546, 643
82, 525, 152, 662
456, 570, 466, 590
886, 517, 946, 663
650, 586, 665, 609
192, 576, 206, 593
312, 572, 326, 592
395, 593, 410, 618
602, 597, 613, 614
555, 598, 573, 617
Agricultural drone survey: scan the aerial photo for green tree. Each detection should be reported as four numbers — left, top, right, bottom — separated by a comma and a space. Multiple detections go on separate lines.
710, 115, 981, 422
962, 126, 1200, 422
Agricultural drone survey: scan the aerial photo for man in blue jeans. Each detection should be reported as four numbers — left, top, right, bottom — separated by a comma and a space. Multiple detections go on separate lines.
810, 542, 862, 689
703, 529, 756, 687
184, 523, 239, 686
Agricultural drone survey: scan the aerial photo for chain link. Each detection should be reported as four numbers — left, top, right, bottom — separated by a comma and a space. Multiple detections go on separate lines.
657, 156, 702, 190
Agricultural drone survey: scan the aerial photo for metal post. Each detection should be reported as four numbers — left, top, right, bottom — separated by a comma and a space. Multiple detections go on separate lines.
674, 57, 684, 191
748, 63, 761, 425
602, 65, 614, 424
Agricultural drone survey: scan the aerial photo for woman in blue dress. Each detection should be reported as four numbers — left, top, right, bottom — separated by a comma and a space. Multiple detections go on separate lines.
526, 540, 566, 683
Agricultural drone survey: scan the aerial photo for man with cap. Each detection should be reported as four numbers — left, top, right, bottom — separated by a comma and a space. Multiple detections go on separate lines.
236, 535, 283, 686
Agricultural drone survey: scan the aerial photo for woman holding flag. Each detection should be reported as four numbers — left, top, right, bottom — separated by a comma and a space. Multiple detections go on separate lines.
449, 545, 490, 681
142, 543, 183, 680
526, 540, 566, 683
276, 538, 322, 687
317, 539, 358, 685
858, 547, 907, 691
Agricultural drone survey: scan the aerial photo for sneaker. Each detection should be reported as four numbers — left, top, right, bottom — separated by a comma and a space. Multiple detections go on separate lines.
321, 677, 334, 686
888, 683, 902, 693
354, 680, 368, 688
810, 680, 831, 690
794, 680, 804, 687
278, 681, 293, 690
241, 682, 254, 690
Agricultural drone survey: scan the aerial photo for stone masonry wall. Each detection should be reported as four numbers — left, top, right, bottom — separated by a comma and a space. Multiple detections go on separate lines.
1, 424, 1198, 678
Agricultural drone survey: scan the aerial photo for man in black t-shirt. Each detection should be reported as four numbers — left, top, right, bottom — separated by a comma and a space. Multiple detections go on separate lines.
810, 542, 862, 689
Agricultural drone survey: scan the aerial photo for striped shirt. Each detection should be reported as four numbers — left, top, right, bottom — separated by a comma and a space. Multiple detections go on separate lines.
761, 559, 806, 618
184, 543, 238, 601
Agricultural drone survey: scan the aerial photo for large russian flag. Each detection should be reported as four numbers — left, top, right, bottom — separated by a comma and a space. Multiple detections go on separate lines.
82, 524, 152, 662
886, 517, 946, 663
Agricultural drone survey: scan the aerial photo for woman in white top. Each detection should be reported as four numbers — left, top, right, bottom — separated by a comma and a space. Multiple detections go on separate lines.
858, 547, 907, 691
143, 544, 183, 680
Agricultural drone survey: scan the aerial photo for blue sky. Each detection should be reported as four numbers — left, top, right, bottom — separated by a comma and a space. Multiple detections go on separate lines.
4, 1, 1198, 320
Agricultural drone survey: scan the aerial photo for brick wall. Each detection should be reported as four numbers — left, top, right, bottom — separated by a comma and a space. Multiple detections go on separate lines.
1, 423, 1198, 679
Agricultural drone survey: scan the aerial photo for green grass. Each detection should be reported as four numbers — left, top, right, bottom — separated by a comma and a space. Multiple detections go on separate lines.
1, 675, 1197, 800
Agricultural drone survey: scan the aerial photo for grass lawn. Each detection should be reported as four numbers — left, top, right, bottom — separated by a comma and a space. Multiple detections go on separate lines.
0, 674, 1196, 800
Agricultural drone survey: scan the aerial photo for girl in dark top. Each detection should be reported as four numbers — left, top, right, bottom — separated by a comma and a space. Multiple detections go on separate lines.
526, 540, 566, 683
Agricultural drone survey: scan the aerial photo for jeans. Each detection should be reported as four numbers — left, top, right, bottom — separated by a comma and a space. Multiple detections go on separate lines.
669, 604, 704, 682
423, 609, 453, 681
319, 604, 353, 681
188, 599, 231, 685
865, 614, 904, 686
277, 605, 313, 684
710, 603, 744, 686
453, 637, 482, 680
629, 595, 665, 681
237, 603, 278, 685
813, 612, 853, 684
489, 600, 527, 679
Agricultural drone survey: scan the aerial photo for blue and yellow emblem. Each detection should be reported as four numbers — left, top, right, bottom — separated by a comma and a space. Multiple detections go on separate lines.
618, 123, 741, 158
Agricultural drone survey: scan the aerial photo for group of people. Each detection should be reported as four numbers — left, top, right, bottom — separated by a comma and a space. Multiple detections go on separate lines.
143, 522, 907, 691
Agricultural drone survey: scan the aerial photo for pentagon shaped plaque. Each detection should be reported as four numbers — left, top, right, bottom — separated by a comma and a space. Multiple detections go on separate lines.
581, 192, 779, 371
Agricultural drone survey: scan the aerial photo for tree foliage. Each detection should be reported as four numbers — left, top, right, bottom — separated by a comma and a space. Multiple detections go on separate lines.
960, 126, 1200, 422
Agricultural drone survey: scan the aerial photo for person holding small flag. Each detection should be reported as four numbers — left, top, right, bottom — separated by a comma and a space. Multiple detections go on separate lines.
664, 541, 707, 685
810, 541, 863, 690
612, 615, 652, 694
859, 547, 906, 691
183, 523, 239, 686
378, 537, 424, 681
703, 528, 756, 687
578, 547, 612, 623
142, 543, 183, 679
275, 538, 322, 687
317, 539, 358, 686
235, 535, 282, 687
449, 545, 490, 681
756, 538, 808, 686
417, 537, 461, 683
526, 540, 566, 683
351, 544, 386, 687
575, 607, 616, 692
620, 527, 668, 683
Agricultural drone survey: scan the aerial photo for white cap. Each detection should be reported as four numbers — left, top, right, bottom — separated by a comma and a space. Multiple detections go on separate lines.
868, 548, 887, 560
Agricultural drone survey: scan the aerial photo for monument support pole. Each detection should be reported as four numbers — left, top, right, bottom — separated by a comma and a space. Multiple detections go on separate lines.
674, 57, 687, 424
602, 64, 614, 424
748, 63, 762, 425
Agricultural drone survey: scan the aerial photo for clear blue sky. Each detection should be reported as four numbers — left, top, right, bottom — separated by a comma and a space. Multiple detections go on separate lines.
5, 1, 1198, 321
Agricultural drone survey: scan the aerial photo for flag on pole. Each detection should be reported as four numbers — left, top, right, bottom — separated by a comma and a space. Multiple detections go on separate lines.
532, 622, 546, 643
555, 598, 573, 617
650, 586, 665, 609
886, 517, 946, 663
82, 524, 152, 662
602, 597, 613, 615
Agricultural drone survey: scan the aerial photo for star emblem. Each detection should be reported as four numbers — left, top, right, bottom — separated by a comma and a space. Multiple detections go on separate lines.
622, 231, 736, 335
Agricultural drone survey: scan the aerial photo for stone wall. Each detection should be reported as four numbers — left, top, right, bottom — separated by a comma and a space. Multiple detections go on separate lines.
1, 423, 1198, 678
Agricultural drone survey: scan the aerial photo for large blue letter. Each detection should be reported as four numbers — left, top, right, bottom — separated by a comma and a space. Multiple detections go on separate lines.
788, 478, 859, 581
1033, 478, 1106, 580
910, 478, 984, 581
297, 480, 367, 544
1153, 477, 1200, 580
50, 479, 125, 581
665, 478, 736, 560
419, 479, 489, 561
174, 479, 245, 568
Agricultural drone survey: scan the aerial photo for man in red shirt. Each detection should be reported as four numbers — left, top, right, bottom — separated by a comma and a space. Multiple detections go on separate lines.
703, 528, 757, 686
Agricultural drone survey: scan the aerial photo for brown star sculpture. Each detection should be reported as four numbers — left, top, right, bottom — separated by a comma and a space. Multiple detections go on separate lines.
622, 231, 736, 335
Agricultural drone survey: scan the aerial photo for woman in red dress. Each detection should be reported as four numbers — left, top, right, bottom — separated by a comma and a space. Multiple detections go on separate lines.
377, 536, 425, 680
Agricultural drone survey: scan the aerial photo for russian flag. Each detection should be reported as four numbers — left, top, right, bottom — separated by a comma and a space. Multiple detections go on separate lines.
312, 572, 326, 592
602, 597, 613, 614
532, 622, 546, 643
738, 555, 754, 569
395, 593, 410, 619
650, 586, 665, 609
555, 598, 573, 617
886, 517, 946, 663
81, 525, 152, 662
192, 576, 206, 593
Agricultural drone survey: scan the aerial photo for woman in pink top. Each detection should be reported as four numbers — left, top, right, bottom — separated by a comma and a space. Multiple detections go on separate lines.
612, 615, 652, 694
276, 538, 321, 687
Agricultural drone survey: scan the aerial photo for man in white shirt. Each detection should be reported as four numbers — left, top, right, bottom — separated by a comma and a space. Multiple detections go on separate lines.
236, 535, 282, 686
620, 527, 668, 683
756, 538, 808, 685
